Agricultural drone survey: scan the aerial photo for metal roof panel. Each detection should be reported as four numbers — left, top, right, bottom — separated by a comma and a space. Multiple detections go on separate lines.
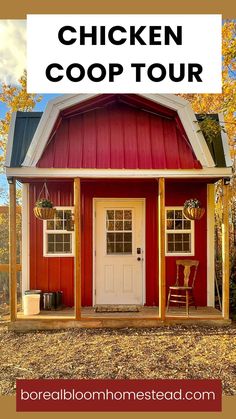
10, 112, 42, 167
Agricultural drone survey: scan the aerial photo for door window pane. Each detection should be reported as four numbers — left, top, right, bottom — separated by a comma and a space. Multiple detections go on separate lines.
124, 243, 132, 253
115, 221, 123, 231
107, 243, 115, 254
107, 210, 114, 220
107, 233, 114, 243
115, 210, 123, 220
124, 210, 132, 220
107, 221, 114, 231
115, 243, 123, 253
106, 208, 133, 254
124, 221, 132, 230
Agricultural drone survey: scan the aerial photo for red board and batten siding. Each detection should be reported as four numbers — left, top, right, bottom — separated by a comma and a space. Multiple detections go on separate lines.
165, 181, 207, 307
37, 102, 201, 170
29, 181, 158, 307
29, 180, 207, 307
29, 182, 74, 306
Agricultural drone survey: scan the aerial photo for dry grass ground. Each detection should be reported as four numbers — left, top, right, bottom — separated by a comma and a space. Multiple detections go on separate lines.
0, 323, 236, 396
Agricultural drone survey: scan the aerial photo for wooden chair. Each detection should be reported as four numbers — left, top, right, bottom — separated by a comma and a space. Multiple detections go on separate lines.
166, 260, 199, 316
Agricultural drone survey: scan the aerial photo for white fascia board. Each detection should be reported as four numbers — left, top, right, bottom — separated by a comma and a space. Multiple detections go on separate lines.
177, 103, 216, 168
5, 111, 17, 167
22, 93, 99, 167
218, 112, 233, 167
5, 167, 232, 179
140, 93, 189, 110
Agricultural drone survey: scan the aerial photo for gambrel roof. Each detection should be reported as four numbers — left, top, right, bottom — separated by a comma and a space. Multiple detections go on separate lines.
5, 94, 232, 178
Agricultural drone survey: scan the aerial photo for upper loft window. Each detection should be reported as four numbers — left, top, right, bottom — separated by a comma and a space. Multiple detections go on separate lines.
43, 207, 74, 257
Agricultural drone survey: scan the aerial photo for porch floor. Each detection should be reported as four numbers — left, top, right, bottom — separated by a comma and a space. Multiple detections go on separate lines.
16, 305, 222, 320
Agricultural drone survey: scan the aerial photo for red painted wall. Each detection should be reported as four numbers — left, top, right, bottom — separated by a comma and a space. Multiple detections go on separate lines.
37, 100, 201, 170
29, 180, 207, 307
165, 181, 207, 306
29, 182, 74, 306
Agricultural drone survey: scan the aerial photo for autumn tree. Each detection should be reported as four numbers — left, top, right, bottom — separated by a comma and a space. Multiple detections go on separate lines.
180, 21, 236, 313
180, 21, 236, 150
0, 71, 41, 308
0, 69, 41, 170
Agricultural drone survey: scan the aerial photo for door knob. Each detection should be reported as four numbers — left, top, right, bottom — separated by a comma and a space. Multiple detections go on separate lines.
137, 257, 141, 261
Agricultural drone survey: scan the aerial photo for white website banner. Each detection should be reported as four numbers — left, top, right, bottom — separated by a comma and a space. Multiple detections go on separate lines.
27, 14, 222, 93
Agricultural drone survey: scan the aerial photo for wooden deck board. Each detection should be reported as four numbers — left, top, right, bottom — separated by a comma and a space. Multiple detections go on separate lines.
16, 306, 222, 320
8, 306, 231, 330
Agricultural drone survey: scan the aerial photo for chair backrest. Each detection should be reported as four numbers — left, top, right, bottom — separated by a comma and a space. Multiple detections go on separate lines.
176, 260, 199, 288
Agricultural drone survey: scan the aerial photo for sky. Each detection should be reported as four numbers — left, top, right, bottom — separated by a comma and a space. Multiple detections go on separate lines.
0, 20, 61, 203
0, 20, 26, 120
0, 20, 26, 84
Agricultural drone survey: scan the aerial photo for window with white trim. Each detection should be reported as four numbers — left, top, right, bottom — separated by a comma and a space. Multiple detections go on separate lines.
43, 207, 74, 257
165, 207, 194, 256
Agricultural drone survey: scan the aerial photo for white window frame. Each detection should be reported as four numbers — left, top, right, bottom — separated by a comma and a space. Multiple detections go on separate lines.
165, 206, 195, 256
43, 206, 75, 257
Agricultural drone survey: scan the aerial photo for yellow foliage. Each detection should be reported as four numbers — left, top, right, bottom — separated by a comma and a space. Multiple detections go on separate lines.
0, 70, 42, 168
180, 21, 236, 153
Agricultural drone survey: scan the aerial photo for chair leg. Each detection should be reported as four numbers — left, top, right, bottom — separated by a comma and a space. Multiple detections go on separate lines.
166, 290, 171, 312
192, 291, 197, 309
178, 292, 181, 308
186, 290, 189, 316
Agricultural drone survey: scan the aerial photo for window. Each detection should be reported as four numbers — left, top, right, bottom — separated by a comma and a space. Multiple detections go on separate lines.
165, 207, 194, 256
43, 207, 74, 257
106, 209, 133, 255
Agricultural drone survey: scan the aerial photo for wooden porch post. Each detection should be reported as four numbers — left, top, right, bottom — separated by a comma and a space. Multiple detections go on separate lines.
74, 178, 81, 320
222, 181, 230, 320
9, 178, 17, 322
158, 178, 166, 320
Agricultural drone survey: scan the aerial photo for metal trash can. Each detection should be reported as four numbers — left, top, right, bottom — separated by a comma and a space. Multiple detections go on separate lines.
54, 291, 63, 310
25, 290, 43, 309
43, 292, 56, 310
23, 294, 40, 315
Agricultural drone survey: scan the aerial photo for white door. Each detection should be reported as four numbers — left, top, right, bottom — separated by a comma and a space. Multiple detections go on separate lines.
94, 199, 145, 305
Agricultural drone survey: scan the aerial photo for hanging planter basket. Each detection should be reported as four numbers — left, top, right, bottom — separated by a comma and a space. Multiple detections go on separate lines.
33, 206, 56, 220
183, 207, 205, 221
33, 183, 56, 220
183, 198, 205, 221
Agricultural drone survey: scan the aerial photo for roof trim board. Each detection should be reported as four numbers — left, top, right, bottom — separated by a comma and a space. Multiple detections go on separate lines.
5, 111, 17, 167
21, 93, 216, 168
6, 166, 232, 179
218, 112, 233, 167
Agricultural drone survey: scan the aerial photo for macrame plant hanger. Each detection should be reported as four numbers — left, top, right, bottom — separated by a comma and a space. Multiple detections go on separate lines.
37, 182, 51, 202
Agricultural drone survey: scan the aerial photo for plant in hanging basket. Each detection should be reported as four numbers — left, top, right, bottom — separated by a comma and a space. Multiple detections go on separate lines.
34, 198, 56, 220
183, 198, 205, 220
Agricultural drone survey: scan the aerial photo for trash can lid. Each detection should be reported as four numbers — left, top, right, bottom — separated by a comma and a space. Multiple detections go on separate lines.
25, 290, 42, 293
